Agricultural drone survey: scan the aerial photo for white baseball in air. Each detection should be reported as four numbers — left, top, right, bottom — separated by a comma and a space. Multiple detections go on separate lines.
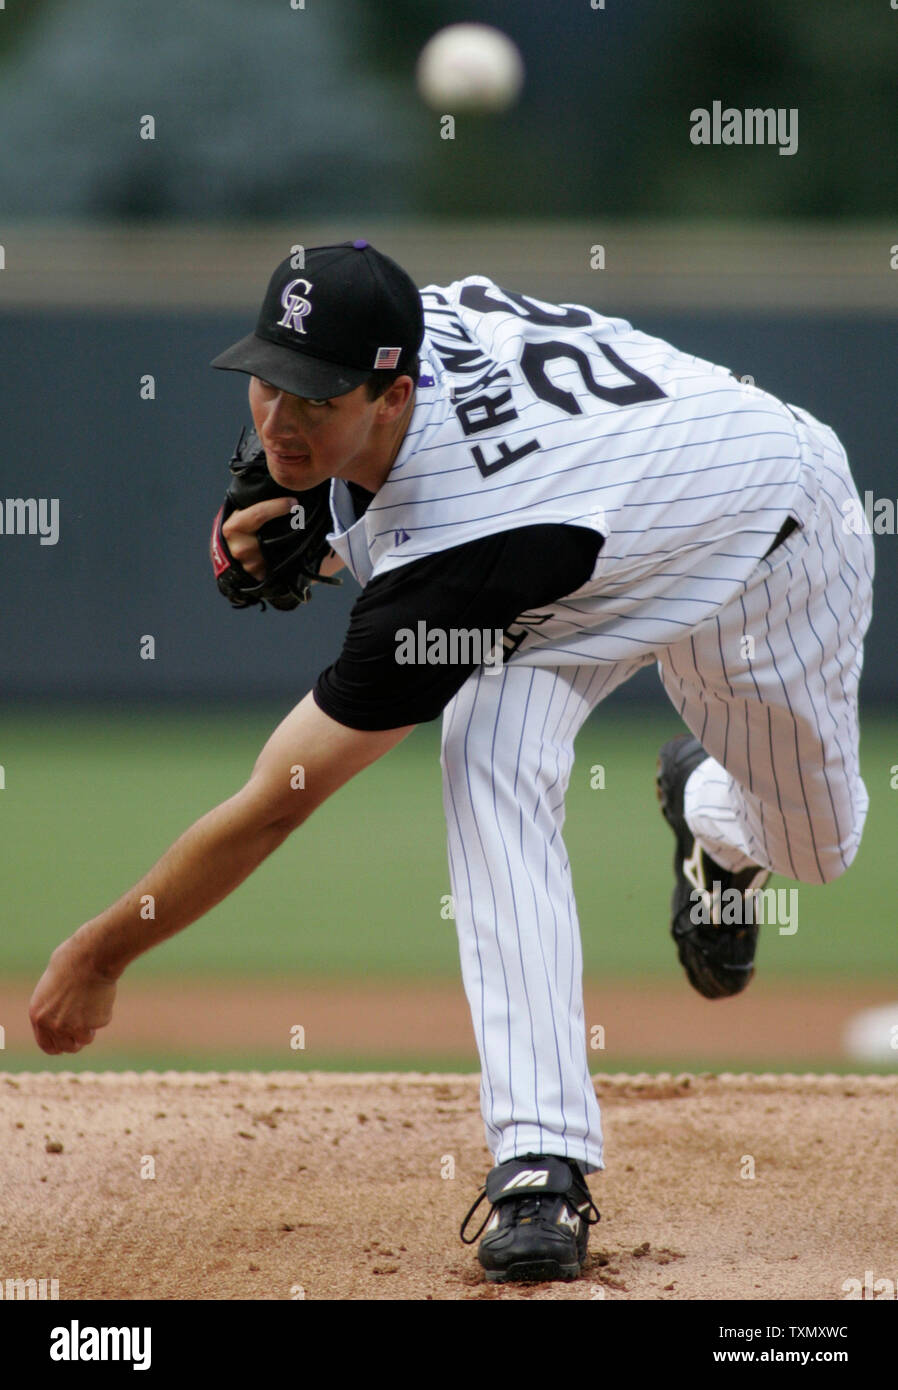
842, 1005, 898, 1064
416, 24, 524, 114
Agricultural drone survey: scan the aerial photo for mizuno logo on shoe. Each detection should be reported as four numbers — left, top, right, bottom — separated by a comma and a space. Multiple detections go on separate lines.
557, 1205, 580, 1235
683, 840, 709, 895
502, 1169, 549, 1191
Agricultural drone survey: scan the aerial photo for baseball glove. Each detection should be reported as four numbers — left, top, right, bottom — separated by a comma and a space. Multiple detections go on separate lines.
210, 426, 341, 611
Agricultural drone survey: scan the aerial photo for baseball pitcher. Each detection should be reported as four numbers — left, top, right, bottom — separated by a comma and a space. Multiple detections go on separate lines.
30, 241, 873, 1284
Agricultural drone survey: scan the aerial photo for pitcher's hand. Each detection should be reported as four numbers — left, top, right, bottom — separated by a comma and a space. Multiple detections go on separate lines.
29, 937, 117, 1055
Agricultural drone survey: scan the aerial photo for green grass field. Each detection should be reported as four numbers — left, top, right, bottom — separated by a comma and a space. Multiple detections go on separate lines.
3, 705, 896, 983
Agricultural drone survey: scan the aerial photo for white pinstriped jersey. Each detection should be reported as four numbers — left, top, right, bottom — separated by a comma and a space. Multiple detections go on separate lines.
326, 276, 814, 663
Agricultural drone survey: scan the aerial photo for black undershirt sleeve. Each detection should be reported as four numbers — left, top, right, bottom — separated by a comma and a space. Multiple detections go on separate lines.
312, 524, 603, 731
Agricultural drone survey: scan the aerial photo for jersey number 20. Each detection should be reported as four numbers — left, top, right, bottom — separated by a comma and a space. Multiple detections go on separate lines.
458, 280, 666, 467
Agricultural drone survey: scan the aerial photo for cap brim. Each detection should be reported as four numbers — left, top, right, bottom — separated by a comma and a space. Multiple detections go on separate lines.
210, 332, 371, 398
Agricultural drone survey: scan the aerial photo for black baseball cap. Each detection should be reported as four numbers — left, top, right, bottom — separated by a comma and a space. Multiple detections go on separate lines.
210, 240, 424, 399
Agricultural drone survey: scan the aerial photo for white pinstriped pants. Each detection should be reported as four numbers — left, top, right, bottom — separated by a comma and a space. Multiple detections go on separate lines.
439, 413, 874, 1171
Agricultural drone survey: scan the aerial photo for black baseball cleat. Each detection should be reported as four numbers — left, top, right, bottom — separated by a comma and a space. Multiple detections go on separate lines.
656, 734, 770, 1000
460, 1154, 600, 1283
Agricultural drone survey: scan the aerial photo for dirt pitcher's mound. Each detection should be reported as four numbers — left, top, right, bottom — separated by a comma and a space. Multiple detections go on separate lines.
2, 1071, 896, 1301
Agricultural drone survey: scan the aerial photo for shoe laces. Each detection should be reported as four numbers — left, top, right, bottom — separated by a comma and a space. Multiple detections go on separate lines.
459, 1186, 494, 1245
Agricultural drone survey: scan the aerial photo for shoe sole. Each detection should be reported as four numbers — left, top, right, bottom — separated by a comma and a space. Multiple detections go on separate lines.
483, 1259, 582, 1284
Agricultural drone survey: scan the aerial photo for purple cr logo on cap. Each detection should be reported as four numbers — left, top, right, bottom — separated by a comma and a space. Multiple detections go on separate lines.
353, 239, 369, 249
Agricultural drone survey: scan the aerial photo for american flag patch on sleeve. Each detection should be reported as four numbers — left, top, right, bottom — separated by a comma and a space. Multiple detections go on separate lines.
373, 346, 402, 369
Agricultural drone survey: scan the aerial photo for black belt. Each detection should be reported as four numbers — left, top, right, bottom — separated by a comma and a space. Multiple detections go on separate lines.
763, 515, 800, 558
